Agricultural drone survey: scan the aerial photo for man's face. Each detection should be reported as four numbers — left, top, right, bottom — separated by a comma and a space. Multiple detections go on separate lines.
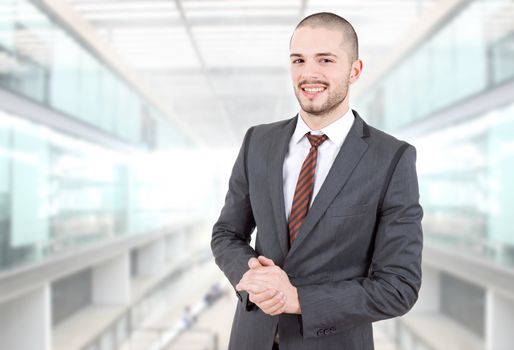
290, 26, 353, 116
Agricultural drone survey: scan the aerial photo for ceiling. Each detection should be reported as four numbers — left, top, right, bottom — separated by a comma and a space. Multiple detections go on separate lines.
67, 0, 439, 147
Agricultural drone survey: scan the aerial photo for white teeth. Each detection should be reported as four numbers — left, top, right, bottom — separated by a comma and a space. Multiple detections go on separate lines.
303, 87, 324, 92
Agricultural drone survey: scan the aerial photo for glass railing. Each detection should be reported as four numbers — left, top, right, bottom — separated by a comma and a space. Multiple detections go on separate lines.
0, 110, 198, 273
0, 0, 188, 149
356, 0, 514, 131
415, 101, 514, 269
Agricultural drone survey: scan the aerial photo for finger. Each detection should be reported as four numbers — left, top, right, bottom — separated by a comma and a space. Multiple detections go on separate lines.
258, 256, 275, 266
238, 271, 275, 287
264, 295, 286, 315
250, 289, 278, 303
241, 273, 275, 284
236, 282, 267, 294
248, 257, 262, 269
244, 266, 279, 275
258, 291, 285, 309
244, 276, 280, 292
239, 267, 275, 283
270, 301, 288, 316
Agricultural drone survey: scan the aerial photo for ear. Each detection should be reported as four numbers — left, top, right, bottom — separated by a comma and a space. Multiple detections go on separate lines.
349, 59, 363, 84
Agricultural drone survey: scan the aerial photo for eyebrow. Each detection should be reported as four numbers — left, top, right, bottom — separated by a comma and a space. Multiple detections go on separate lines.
290, 52, 338, 58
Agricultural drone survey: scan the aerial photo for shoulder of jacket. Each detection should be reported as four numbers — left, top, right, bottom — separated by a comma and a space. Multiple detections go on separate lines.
365, 123, 412, 153
252, 117, 294, 132
244, 116, 295, 141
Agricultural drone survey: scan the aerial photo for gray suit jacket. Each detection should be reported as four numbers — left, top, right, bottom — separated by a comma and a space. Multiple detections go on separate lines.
211, 110, 423, 350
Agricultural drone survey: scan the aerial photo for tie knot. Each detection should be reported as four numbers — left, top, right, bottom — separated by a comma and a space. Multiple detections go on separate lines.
306, 133, 328, 148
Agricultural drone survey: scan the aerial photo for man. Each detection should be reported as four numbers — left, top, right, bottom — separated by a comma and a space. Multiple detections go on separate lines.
211, 12, 423, 350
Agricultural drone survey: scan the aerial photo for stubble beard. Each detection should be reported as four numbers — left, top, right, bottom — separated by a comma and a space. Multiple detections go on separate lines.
295, 80, 350, 117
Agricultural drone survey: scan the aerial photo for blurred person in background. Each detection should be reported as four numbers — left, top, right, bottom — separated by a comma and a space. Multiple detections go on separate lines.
211, 12, 423, 350
181, 305, 196, 329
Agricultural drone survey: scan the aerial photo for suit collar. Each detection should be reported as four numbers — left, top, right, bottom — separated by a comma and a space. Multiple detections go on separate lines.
352, 109, 370, 138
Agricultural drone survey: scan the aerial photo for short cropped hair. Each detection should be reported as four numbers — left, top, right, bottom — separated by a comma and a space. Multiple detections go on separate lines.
295, 12, 359, 61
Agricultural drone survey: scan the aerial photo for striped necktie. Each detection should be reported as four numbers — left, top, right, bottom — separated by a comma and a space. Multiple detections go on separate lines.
288, 133, 329, 244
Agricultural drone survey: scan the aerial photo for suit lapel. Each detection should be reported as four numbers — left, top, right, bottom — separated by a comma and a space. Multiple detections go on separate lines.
287, 111, 370, 257
267, 116, 297, 257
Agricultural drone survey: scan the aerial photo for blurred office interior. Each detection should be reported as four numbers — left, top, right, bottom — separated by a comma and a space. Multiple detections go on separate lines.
1, 0, 514, 349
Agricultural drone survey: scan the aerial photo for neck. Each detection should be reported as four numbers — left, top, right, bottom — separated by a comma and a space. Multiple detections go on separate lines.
300, 99, 350, 131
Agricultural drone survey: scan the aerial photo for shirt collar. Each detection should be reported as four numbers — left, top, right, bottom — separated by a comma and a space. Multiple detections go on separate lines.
292, 108, 355, 148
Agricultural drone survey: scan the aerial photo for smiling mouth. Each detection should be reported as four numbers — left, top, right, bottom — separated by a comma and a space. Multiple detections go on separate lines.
300, 85, 327, 97
302, 87, 326, 92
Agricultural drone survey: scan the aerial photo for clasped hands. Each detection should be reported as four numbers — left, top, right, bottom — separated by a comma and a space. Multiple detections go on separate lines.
235, 256, 301, 316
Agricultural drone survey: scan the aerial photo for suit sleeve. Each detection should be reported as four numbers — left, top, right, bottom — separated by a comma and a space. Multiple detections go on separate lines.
211, 127, 258, 310
296, 145, 423, 339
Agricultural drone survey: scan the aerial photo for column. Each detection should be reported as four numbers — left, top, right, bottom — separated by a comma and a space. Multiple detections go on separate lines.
136, 238, 166, 276
92, 253, 131, 304
485, 290, 514, 350
0, 285, 51, 350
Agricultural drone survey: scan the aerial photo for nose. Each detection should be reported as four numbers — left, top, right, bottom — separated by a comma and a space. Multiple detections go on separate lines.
299, 59, 321, 81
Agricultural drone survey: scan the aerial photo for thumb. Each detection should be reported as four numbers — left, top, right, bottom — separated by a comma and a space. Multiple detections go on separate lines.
248, 257, 262, 269
258, 255, 275, 266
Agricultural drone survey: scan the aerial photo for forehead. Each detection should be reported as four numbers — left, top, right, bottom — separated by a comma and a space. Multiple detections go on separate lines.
290, 26, 345, 54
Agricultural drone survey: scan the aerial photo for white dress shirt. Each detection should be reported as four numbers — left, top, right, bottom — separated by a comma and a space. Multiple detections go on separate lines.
283, 108, 355, 220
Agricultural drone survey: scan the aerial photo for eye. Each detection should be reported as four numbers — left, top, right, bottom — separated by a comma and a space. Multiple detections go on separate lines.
320, 58, 333, 63
291, 58, 304, 64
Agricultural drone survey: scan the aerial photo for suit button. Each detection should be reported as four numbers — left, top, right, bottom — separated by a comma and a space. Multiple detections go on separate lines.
316, 329, 324, 336
329, 326, 336, 333
323, 329, 331, 335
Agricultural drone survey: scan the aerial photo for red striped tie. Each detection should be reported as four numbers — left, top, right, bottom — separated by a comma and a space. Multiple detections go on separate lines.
288, 133, 329, 244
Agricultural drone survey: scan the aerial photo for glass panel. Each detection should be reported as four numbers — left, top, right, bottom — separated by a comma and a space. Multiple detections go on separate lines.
0, 0, 189, 148
417, 101, 514, 268
12, 0, 52, 102
0, 121, 10, 268
0, 0, 15, 51
11, 119, 49, 252
487, 106, 514, 250
78, 51, 101, 125
411, 45, 431, 121
0, 111, 132, 271
99, 69, 118, 133
453, 0, 487, 100
429, 21, 455, 111
50, 29, 80, 116
357, 0, 513, 131
486, 0, 514, 84
490, 33, 514, 84
0, 0, 191, 274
